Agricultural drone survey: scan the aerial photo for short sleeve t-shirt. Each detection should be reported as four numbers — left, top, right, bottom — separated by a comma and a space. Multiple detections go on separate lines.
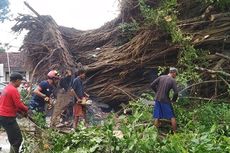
59, 76, 72, 91
151, 75, 178, 103
32, 81, 54, 103
72, 77, 84, 100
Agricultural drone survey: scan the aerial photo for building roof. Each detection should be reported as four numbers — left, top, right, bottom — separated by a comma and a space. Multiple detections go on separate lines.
0, 52, 25, 71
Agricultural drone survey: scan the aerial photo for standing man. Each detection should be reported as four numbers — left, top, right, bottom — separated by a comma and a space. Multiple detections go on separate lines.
0, 72, 28, 153
72, 69, 89, 129
150, 67, 178, 132
60, 69, 79, 126
50, 69, 73, 127
29, 70, 60, 116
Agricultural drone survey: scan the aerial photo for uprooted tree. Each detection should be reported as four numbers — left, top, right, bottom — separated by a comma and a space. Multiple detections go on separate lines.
12, 0, 230, 107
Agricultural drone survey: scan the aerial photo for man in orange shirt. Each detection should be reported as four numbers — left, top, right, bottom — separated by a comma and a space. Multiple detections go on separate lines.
0, 72, 28, 153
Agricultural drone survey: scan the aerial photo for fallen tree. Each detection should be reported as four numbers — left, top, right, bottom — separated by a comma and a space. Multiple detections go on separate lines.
12, 0, 230, 106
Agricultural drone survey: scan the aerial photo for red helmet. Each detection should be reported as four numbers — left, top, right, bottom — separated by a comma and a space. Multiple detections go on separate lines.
47, 70, 60, 79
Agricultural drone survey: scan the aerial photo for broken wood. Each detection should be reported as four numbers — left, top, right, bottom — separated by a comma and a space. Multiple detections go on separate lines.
195, 67, 230, 77
215, 52, 230, 61
179, 80, 223, 94
12, 0, 230, 105
24, 1, 40, 17
210, 12, 230, 21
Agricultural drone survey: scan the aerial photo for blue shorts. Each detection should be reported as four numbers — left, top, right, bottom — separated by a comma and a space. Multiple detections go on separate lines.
153, 100, 175, 120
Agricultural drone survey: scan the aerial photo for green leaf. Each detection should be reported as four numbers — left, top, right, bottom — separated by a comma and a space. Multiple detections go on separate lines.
90, 144, 99, 153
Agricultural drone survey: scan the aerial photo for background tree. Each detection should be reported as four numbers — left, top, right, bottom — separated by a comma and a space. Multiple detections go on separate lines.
0, 47, 6, 52
0, 0, 10, 22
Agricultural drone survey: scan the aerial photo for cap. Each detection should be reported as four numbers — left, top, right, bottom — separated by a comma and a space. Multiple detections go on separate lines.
169, 67, 178, 73
10, 72, 26, 81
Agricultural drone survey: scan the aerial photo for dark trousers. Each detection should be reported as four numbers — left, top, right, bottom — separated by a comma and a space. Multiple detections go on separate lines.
0, 116, 22, 153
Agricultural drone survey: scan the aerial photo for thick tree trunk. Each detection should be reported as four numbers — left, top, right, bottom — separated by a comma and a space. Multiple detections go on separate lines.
12, 0, 230, 105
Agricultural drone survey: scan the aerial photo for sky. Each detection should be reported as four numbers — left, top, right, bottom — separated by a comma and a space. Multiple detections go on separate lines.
0, 0, 119, 51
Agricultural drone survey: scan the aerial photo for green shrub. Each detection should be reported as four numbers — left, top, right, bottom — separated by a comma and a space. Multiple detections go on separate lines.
22, 95, 230, 152
48, 100, 230, 152
117, 21, 139, 45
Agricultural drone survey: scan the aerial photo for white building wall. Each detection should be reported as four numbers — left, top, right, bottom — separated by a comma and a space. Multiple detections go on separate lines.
0, 64, 4, 82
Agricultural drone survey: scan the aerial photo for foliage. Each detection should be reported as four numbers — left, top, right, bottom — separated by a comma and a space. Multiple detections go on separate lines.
139, 0, 203, 85
161, 127, 230, 153
203, 0, 230, 11
31, 111, 47, 127
0, 47, 5, 52
139, 0, 177, 28
175, 102, 230, 132
21, 96, 230, 153
20, 88, 47, 128
0, 0, 9, 22
50, 101, 158, 153
20, 88, 30, 105
117, 21, 139, 46
157, 66, 167, 76
18, 1, 230, 152
163, 101, 230, 153
20, 88, 46, 127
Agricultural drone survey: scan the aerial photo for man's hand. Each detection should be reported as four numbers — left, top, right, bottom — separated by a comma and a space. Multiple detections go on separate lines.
47, 103, 53, 110
84, 92, 89, 98
44, 96, 50, 102
76, 98, 82, 104
44, 97, 53, 109
18, 111, 28, 118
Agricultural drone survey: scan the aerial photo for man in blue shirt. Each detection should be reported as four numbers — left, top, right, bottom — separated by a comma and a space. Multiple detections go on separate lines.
72, 69, 89, 128
29, 70, 60, 115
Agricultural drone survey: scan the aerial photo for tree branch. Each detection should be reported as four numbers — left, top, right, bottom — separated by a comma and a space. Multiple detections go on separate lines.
195, 67, 230, 77
24, 1, 40, 17
215, 52, 230, 61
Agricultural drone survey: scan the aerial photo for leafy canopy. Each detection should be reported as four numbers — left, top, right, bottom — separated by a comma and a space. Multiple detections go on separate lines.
0, 0, 10, 22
